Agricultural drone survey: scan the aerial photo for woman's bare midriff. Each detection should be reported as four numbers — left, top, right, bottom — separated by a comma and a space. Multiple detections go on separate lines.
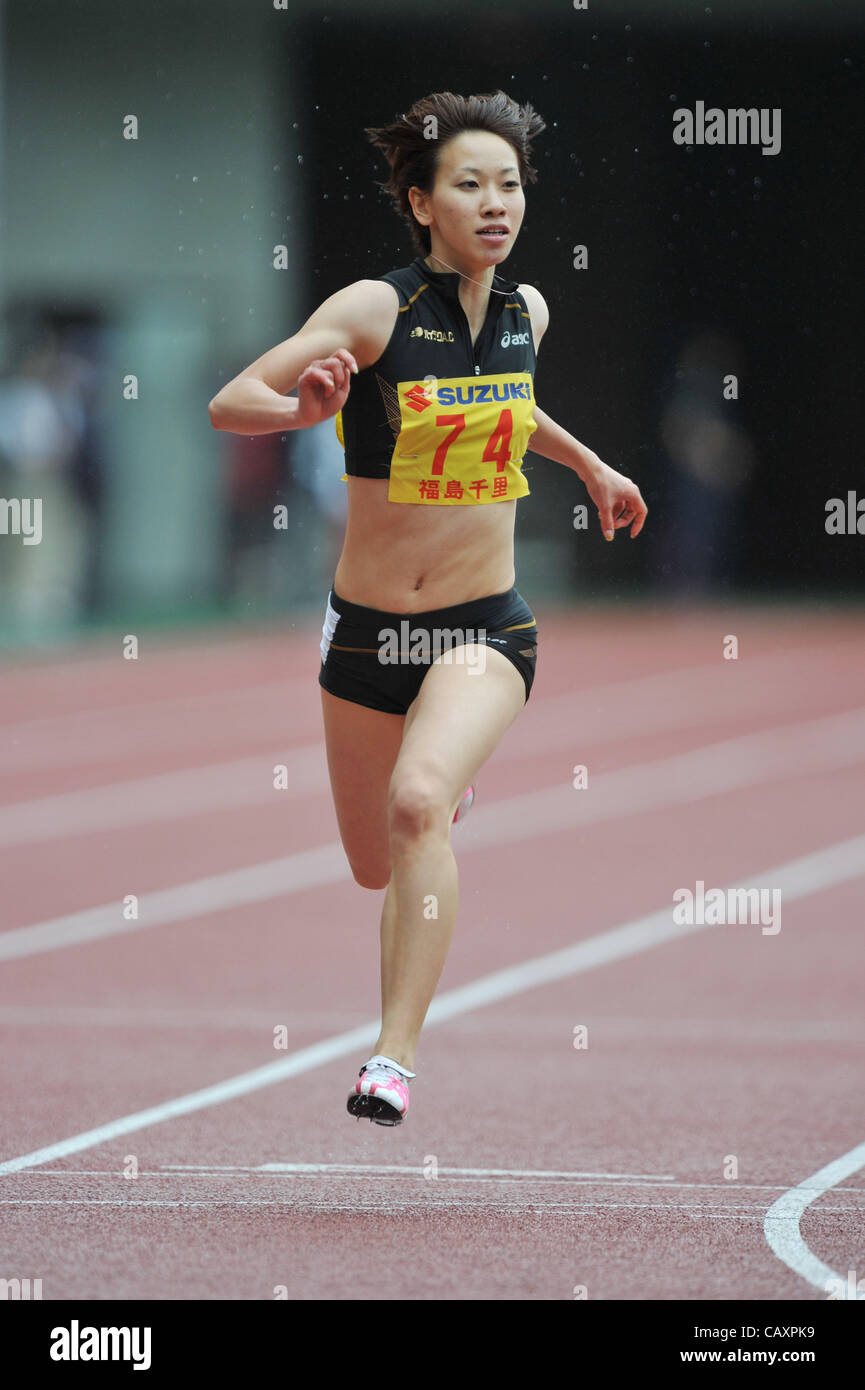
333, 477, 517, 612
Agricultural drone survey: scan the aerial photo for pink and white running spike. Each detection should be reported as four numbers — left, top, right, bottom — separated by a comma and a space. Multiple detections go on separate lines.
347, 1055, 416, 1126
452, 784, 476, 824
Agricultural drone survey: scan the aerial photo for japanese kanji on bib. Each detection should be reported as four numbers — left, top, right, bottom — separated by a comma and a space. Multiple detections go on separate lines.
334, 256, 537, 505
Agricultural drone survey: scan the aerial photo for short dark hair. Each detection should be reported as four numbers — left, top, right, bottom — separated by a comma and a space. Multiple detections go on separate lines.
365, 90, 546, 256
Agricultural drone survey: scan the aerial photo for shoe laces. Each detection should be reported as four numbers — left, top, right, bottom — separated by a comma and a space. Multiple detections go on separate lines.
362, 1054, 416, 1080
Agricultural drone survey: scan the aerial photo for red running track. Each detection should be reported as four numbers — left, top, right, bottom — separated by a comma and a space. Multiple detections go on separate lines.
1, 601, 864, 1300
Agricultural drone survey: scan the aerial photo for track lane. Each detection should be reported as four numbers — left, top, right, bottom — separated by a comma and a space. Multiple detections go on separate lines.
1, 606, 862, 1299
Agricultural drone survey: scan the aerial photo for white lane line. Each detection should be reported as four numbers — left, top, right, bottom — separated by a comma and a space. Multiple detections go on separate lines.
0, 678, 310, 772
5, 1170, 865, 1197
0, 747, 326, 847
0, 1005, 369, 1030
520, 643, 864, 756
462, 707, 865, 856
1, 830, 864, 1176
763, 1143, 865, 1299
0, 634, 303, 700
0, 1024, 376, 1175
3, 706, 863, 961
0, 1199, 860, 1216
0, 1166, 676, 1182
0, 1005, 860, 1043
258, 1164, 673, 1180
1, 645, 859, 845
0, 843, 348, 961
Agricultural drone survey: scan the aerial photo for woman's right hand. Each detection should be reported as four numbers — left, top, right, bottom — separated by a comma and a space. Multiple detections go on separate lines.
295, 348, 358, 428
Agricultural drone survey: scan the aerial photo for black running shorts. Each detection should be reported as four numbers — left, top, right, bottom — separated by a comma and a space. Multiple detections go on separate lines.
318, 584, 539, 715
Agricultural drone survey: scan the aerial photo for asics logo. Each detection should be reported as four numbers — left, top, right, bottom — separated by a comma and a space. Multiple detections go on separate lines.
501, 330, 530, 348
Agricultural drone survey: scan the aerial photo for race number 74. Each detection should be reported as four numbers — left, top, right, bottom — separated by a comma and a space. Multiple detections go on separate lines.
431, 410, 514, 475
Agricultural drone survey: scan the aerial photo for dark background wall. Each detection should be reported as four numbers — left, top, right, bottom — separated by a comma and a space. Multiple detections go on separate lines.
295, 9, 863, 597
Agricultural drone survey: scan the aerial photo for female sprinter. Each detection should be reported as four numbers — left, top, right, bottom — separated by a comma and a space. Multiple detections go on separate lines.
209, 90, 647, 1127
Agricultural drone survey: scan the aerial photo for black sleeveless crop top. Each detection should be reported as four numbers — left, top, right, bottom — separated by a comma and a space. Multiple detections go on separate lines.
334, 256, 537, 505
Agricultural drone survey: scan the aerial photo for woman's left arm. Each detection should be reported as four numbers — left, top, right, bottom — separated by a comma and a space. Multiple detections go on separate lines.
529, 406, 647, 541
519, 283, 648, 541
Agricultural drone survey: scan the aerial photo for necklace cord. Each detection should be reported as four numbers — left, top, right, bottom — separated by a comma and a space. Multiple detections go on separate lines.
426, 253, 511, 296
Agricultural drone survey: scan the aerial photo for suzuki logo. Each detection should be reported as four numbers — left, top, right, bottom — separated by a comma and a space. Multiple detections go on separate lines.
405, 383, 432, 413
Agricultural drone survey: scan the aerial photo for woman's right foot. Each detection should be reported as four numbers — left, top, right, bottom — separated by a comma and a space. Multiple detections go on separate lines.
347, 1055, 415, 1126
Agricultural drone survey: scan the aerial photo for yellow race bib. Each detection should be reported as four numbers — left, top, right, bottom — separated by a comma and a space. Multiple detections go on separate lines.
386, 373, 537, 504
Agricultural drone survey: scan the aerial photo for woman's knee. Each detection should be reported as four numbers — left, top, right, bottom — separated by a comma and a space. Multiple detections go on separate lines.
350, 860, 391, 891
388, 767, 451, 844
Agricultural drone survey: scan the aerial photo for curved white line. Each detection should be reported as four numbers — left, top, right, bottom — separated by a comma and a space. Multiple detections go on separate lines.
763, 1142, 865, 1299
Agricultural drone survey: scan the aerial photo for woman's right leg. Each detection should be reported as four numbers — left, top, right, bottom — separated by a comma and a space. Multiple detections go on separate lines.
320, 689, 406, 1041
320, 688, 404, 890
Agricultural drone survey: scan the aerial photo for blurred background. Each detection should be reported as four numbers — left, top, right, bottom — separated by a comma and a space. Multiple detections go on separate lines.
0, 0, 862, 648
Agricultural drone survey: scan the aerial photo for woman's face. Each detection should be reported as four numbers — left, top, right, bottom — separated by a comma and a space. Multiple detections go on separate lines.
410, 129, 526, 269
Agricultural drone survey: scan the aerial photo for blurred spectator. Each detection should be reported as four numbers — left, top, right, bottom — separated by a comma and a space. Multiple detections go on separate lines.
289, 413, 348, 579
653, 330, 756, 595
0, 315, 104, 637
222, 422, 287, 607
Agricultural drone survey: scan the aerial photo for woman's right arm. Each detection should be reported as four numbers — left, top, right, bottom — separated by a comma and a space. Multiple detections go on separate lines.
208, 278, 398, 434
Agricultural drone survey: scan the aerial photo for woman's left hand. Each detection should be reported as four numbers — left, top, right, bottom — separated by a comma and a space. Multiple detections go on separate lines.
583, 459, 648, 541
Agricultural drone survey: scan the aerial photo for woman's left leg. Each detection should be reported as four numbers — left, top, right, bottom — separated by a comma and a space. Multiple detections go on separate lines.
373, 645, 527, 1071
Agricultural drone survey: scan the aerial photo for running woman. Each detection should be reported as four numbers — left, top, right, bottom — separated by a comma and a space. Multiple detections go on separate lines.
209, 91, 647, 1126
